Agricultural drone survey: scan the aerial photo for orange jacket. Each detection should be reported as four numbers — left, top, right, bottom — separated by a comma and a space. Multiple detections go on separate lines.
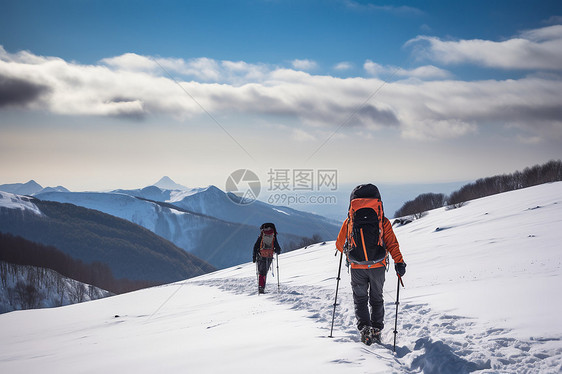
335, 216, 404, 269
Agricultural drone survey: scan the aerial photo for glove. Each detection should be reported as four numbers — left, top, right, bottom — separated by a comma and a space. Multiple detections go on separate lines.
395, 262, 406, 277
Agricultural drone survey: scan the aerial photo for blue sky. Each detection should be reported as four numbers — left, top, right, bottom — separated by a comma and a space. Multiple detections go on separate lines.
3, 0, 558, 78
1, 0, 561, 203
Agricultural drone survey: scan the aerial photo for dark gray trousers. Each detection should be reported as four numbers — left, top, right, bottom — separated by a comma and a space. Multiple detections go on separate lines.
350, 267, 386, 330
257, 257, 273, 275
257, 257, 273, 288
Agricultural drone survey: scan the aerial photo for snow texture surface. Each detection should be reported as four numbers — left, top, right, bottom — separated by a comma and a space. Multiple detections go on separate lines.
1, 182, 561, 373
0, 192, 42, 216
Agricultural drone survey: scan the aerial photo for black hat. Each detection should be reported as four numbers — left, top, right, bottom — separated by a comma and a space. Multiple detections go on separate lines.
350, 184, 381, 201
260, 222, 277, 234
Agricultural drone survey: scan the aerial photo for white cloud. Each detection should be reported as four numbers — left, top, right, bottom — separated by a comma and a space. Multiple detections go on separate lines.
1, 45, 561, 143
402, 119, 477, 140
102, 54, 269, 83
363, 61, 385, 76
179, 57, 222, 81
364, 60, 452, 80
291, 59, 318, 71
406, 25, 562, 71
220, 60, 271, 84
101, 53, 160, 72
334, 62, 353, 71
520, 24, 562, 42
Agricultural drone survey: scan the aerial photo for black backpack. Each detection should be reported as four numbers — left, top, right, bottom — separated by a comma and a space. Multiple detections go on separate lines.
345, 184, 387, 265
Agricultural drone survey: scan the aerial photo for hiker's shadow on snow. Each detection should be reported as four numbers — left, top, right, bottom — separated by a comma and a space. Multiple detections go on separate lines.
379, 343, 411, 358
411, 338, 491, 374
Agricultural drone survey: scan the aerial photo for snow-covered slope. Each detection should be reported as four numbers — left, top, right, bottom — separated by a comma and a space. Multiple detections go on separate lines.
0, 195, 215, 284
35, 191, 166, 231
113, 184, 339, 239
167, 185, 340, 237
36, 186, 339, 269
0, 262, 111, 313
1, 182, 560, 373
0, 191, 42, 215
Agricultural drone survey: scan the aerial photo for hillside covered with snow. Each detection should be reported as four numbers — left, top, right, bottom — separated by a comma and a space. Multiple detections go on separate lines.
35, 183, 340, 269
1, 182, 561, 373
0, 262, 111, 313
0, 192, 215, 284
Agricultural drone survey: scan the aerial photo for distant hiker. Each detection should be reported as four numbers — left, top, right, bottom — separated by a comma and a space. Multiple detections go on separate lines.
253, 222, 281, 294
335, 184, 406, 345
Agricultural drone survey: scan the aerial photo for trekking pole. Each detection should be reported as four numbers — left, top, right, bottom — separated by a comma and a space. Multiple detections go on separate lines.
393, 275, 405, 352
329, 250, 344, 338
276, 253, 280, 292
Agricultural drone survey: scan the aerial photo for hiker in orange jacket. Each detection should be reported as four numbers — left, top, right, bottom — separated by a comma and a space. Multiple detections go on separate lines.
335, 184, 406, 345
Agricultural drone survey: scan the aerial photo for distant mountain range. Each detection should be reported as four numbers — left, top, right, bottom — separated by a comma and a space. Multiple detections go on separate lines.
0, 178, 340, 270
35, 185, 340, 269
0, 191, 215, 284
0, 180, 69, 196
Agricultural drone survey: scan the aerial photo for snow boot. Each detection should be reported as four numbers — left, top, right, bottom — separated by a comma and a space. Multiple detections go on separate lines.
360, 326, 374, 346
258, 286, 265, 294
372, 328, 382, 344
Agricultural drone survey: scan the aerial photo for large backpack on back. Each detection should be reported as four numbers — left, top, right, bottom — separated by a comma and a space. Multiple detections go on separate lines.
259, 222, 276, 258
345, 184, 387, 265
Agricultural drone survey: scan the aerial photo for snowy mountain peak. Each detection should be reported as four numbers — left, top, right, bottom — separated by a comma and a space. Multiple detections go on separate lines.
200, 185, 224, 195
0, 181, 71, 196
152, 176, 189, 191
38, 186, 70, 194
0, 180, 43, 195
22, 179, 42, 191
